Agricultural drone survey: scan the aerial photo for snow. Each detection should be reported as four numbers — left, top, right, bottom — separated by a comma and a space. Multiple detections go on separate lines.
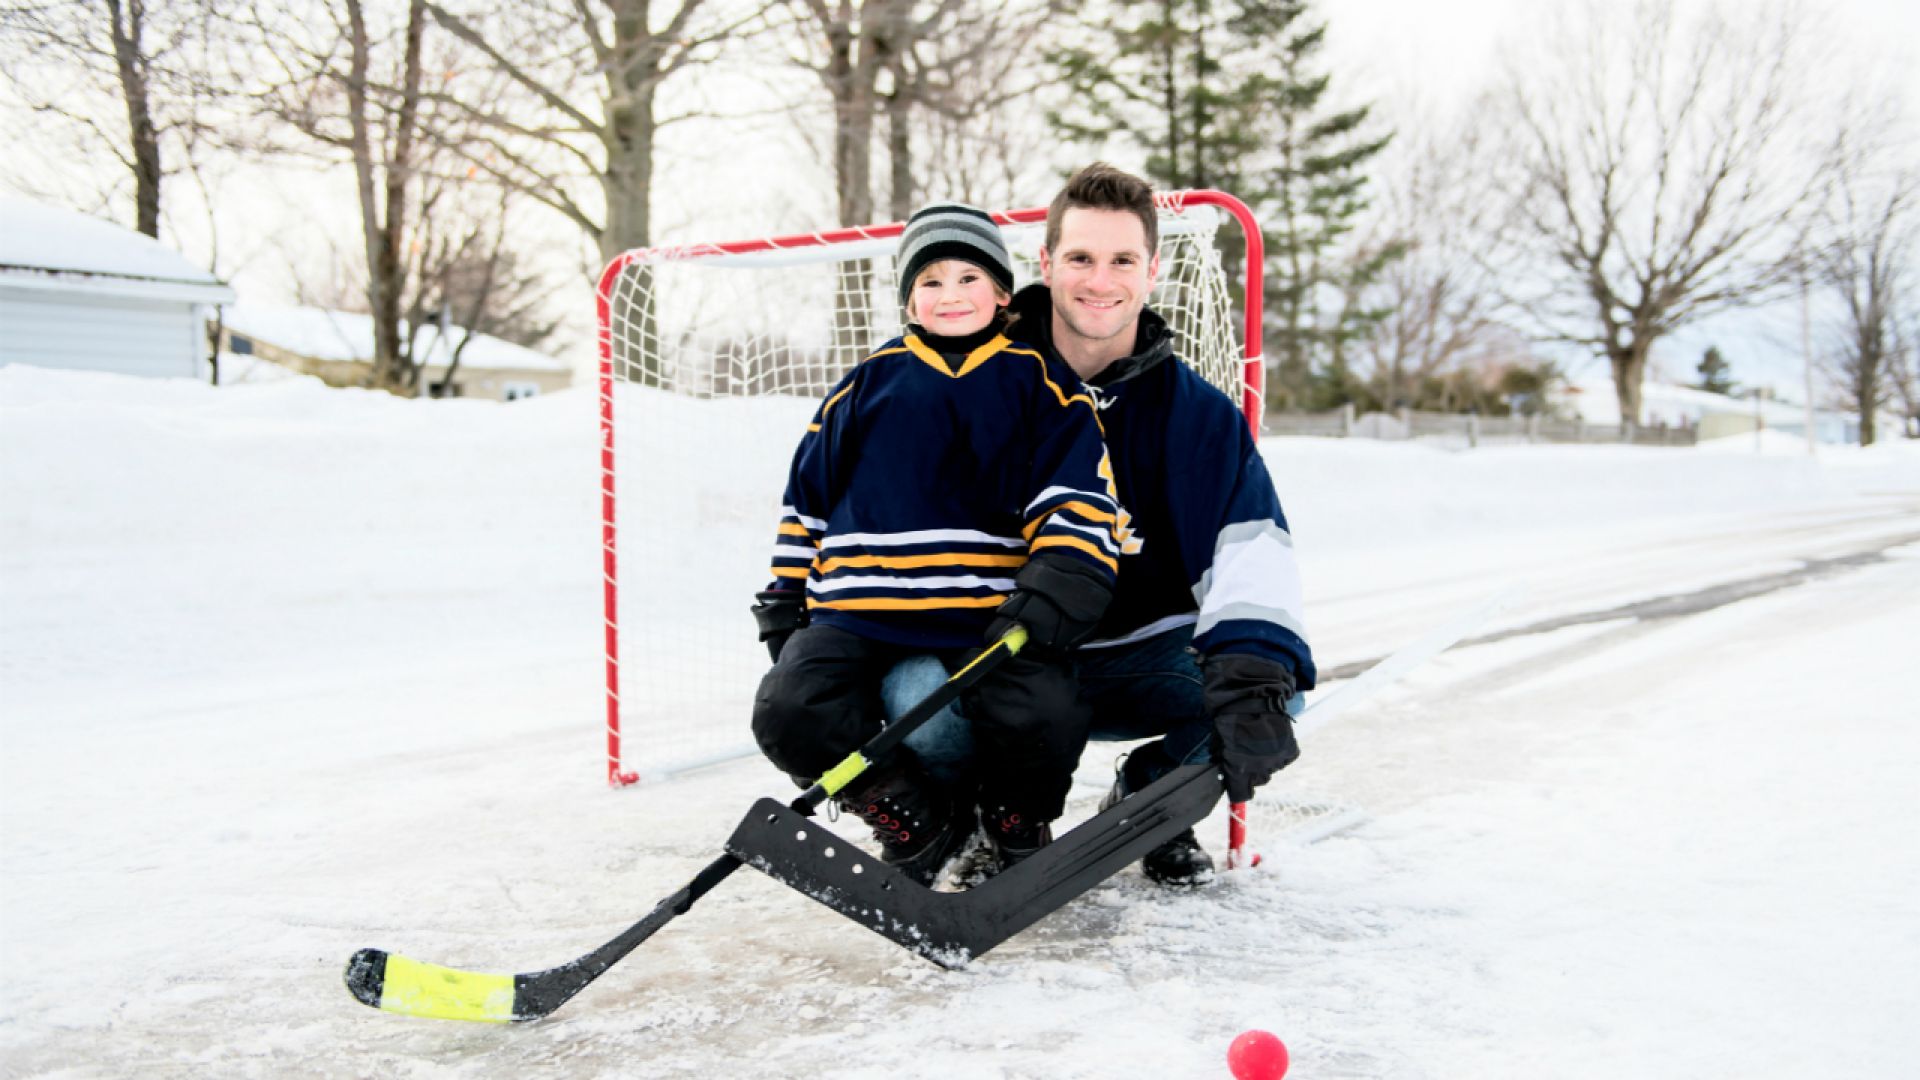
3, 364, 1919, 1078
0, 196, 225, 286
222, 303, 572, 373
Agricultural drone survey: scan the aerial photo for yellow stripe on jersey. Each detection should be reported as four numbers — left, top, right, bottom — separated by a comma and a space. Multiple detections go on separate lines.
812, 344, 913, 429
1030, 534, 1120, 574
1005, 346, 1102, 432
902, 333, 1013, 379
810, 595, 1011, 612
817, 551, 1027, 574
777, 522, 816, 539
1023, 500, 1119, 542
769, 565, 811, 579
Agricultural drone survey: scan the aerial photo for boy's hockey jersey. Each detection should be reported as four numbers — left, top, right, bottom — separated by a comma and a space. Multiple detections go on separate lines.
767, 328, 1127, 649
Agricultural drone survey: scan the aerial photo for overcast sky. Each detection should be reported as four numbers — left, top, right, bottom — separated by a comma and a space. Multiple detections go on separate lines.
5, 0, 1914, 396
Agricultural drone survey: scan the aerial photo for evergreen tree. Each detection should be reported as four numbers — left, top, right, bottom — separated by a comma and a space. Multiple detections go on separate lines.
1263, 14, 1394, 409
1696, 345, 1738, 396
1048, 0, 1392, 409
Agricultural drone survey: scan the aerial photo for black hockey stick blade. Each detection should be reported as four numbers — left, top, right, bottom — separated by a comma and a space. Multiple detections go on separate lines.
726, 761, 1226, 967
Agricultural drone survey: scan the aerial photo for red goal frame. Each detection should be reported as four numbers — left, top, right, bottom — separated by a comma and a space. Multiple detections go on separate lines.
593, 190, 1266, 786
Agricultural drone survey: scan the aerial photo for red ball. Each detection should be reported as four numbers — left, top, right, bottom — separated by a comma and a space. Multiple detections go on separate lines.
1227, 1029, 1289, 1080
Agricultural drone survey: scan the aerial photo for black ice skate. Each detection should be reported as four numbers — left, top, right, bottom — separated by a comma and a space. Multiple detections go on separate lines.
1102, 750, 1216, 888
980, 803, 1053, 877
835, 760, 969, 887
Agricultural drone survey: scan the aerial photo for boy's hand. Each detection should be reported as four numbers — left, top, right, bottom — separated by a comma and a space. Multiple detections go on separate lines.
751, 589, 809, 663
984, 554, 1112, 652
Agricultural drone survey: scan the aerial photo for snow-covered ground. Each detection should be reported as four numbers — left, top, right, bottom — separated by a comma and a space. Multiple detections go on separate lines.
3, 365, 1918, 1079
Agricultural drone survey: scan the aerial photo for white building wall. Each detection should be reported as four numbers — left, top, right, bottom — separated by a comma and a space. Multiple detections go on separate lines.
0, 287, 204, 379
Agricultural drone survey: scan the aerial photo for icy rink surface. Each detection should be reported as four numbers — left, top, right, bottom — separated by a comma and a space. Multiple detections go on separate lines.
3, 366, 1919, 1078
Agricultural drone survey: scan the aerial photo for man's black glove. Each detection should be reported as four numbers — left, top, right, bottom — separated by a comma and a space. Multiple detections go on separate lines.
1203, 652, 1300, 803
984, 553, 1113, 653
751, 589, 809, 663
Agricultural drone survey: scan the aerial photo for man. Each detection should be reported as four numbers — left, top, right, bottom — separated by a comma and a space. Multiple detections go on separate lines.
889, 162, 1316, 887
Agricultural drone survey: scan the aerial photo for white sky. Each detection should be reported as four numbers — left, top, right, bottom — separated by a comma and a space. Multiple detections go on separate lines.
4, 0, 1914, 395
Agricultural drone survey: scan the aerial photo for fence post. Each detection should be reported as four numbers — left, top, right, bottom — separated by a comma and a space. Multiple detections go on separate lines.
1527, 413, 1540, 443
1468, 412, 1480, 449
1342, 402, 1355, 438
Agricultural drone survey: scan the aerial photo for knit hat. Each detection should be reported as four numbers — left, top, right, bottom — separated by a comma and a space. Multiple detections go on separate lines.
895, 203, 1015, 307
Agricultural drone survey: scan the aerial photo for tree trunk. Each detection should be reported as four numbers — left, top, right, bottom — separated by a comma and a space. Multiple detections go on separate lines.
885, 59, 912, 221
603, 0, 657, 262
1609, 338, 1649, 429
104, 0, 161, 237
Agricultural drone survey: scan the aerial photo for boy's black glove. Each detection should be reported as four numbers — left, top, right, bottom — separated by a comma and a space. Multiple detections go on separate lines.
984, 553, 1113, 653
1203, 652, 1300, 803
751, 589, 808, 662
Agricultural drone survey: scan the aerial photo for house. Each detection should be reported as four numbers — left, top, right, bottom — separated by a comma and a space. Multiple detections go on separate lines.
1549, 378, 1873, 444
218, 304, 571, 401
0, 197, 234, 379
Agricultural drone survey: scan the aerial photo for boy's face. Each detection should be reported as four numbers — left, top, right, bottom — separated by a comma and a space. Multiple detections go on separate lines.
910, 259, 1005, 336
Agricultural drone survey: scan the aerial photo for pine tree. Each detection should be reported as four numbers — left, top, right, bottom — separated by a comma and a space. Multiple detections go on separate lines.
1048, 0, 1392, 410
1263, 13, 1394, 409
1696, 345, 1738, 396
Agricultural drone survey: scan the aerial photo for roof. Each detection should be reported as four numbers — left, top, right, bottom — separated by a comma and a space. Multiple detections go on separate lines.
221, 304, 569, 373
0, 197, 234, 304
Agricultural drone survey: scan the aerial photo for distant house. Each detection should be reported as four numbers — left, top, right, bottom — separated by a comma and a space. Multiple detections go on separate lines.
218, 304, 571, 401
0, 197, 234, 380
1550, 378, 1867, 444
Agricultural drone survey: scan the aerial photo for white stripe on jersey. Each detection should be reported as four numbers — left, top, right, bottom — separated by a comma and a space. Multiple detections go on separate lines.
778, 507, 828, 533
1025, 485, 1117, 515
821, 528, 1024, 550
1193, 521, 1308, 640
1041, 514, 1120, 554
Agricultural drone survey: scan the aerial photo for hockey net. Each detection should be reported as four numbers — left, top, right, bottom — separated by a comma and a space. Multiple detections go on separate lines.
594, 191, 1355, 842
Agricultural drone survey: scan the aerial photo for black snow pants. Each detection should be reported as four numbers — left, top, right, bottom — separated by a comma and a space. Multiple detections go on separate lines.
751, 623, 1091, 823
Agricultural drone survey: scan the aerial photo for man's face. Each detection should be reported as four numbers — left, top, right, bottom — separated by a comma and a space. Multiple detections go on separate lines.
1039, 207, 1160, 353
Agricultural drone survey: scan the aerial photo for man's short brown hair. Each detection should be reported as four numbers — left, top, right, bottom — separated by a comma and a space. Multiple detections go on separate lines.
1045, 162, 1159, 257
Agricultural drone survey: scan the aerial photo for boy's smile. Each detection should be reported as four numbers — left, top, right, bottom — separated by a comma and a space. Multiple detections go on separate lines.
911, 259, 1006, 336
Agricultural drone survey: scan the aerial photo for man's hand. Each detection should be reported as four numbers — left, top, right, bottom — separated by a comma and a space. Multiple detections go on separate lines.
984, 554, 1113, 653
1203, 652, 1299, 803
751, 589, 809, 663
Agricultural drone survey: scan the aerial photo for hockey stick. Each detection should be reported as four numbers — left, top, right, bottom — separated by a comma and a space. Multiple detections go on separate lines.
1222, 584, 1526, 869
343, 626, 1030, 1023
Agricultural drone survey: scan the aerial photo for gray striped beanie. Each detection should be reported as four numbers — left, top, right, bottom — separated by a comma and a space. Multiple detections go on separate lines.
896, 202, 1015, 307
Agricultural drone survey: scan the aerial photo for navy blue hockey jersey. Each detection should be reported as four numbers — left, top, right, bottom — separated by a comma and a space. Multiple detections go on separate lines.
766, 330, 1128, 649
1007, 286, 1316, 689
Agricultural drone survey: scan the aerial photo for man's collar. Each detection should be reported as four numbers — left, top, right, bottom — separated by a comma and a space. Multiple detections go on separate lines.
1007, 284, 1175, 387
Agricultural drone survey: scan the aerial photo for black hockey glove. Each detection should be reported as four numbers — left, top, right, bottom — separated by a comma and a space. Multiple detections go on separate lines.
1204, 652, 1300, 803
751, 589, 809, 663
984, 553, 1113, 654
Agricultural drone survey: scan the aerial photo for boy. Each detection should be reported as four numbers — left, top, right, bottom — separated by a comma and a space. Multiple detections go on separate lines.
750, 202, 1124, 885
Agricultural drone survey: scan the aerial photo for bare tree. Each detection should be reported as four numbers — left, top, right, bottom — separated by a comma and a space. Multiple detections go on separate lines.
1352, 109, 1508, 410
251, 0, 486, 393
418, 0, 773, 266
1811, 118, 1916, 445
880, 0, 1058, 217
1, 0, 229, 237
1892, 317, 1920, 438
1490, 0, 1822, 427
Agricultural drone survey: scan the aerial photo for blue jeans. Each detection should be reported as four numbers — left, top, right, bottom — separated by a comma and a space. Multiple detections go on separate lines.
881, 624, 1213, 790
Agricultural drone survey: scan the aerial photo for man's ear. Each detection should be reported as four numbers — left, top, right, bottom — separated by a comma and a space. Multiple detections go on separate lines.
1145, 251, 1161, 290
1037, 245, 1053, 287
